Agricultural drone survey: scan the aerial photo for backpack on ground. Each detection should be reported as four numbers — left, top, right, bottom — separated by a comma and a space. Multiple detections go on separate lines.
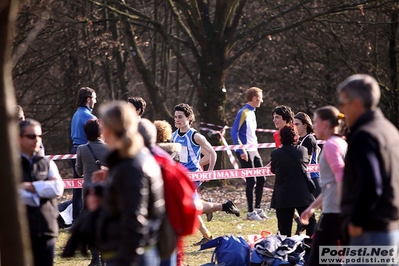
200, 235, 250, 266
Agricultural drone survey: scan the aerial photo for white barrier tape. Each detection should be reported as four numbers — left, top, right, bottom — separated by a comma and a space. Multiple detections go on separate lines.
214, 143, 276, 151
255, 128, 278, 133
47, 154, 76, 160
221, 136, 239, 170
200, 122, 278, 133
200, 126, 240, 170
47, 142, 325, 160
62, 164, 320, 189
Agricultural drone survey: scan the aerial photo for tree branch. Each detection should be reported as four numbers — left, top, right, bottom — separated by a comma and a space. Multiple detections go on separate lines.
226, 0, 395, 68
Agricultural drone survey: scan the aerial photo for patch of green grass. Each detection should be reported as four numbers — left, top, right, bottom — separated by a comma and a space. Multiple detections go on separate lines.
55, 208, 279, 266
54, 208, 320, 265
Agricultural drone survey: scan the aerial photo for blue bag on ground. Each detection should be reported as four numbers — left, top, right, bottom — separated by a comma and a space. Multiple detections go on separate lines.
200, 235, 250, 266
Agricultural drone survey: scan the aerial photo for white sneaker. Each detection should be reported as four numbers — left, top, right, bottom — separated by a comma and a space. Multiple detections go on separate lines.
255, 209, 269, 219
246, 211, 263, 221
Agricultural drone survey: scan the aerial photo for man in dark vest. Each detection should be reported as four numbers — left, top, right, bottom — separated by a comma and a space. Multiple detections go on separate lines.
338, 74, 399, 259
18, 119, 64, 266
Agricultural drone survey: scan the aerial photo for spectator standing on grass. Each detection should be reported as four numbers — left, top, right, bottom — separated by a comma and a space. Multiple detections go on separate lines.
16, 105, 46, 156
272, 105, 295, 148
300, 106, 347, 266
271, 105, 304, 233
294, 112, 321, 198
142, 119, 239, 266
338, 75, 399, 266
70, 87, 97, 222
139, 119, 192, 266
270, 124, 316, 237
230, 87, 268, 221
127, 96, 146, 119
172, 103, 218, 246
97, 101, 165, 265
75, 118, 109, 266
76, 118, 109, 189
18, 119, 64, 266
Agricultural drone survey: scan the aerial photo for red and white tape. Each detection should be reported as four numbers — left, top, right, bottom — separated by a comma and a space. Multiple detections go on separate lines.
200, 122, 278, 133
219, 127, 239, 170
47, 141, 326, 160
201, 126, 240, 170
213, 143, 276, 151
61, 164, 320, 189
47, 154, 76, 160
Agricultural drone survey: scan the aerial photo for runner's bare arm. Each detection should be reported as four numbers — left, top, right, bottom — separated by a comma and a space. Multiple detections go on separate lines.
200, 149, 210, 166
194, 133, 217, 171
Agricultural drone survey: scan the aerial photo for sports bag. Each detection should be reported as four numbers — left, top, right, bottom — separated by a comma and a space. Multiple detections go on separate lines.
200, 236, 250, 266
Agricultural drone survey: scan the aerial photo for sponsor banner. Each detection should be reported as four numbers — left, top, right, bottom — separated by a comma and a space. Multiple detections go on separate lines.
62, 165, 320, 189
320, 246, 398, 265
62, 178, 84, 189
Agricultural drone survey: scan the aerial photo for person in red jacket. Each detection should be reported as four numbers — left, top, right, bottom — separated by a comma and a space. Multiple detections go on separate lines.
139, 119, 240, 266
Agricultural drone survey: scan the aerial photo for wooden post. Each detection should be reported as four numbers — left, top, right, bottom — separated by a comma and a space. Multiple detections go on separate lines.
0, 0, 33, 265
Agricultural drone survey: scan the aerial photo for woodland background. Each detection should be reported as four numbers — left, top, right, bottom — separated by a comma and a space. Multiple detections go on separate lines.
12, 0, 399, 173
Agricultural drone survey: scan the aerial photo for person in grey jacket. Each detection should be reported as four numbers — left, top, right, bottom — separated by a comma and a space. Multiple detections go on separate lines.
75, 118, 109, 189
75, 118, 109, 266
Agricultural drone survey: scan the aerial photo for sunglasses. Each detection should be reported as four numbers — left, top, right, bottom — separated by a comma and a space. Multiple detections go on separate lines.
23, 134, 42, 140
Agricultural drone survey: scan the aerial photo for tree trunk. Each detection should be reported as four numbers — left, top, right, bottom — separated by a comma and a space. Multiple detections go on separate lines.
0, 1, 33, 265
109, 12, 128, 99
195, 46, 229, 171
388, 8, 399, 127
196, 50, 228, 126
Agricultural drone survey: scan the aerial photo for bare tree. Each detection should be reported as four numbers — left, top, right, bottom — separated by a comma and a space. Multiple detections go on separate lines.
92, 0, 397, 125
0, 0, 33, 265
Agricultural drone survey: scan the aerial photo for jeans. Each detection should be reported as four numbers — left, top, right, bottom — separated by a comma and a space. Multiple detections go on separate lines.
30, 236, 55, 266
105, 246, 160, 266
160, 250, 177, 266
71, 145, 82, 221
346, 229, 399, 266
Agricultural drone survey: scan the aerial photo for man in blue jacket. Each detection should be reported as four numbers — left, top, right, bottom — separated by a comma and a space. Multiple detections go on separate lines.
70, 87, 97, 222
231, 87, 268, 221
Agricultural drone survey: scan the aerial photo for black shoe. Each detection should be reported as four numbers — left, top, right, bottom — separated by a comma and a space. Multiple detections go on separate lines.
193, 236, 212, 246
223, 200, 240, 217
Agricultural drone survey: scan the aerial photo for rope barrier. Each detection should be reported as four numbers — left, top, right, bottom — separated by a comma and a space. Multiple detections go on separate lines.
200, 122, 278, 133
61, 164, 320, 189
46, 141, 325, 160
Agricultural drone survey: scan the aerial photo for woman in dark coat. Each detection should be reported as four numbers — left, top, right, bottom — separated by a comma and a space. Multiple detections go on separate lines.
97, 101, 165, 266
270, 124, 316, 237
